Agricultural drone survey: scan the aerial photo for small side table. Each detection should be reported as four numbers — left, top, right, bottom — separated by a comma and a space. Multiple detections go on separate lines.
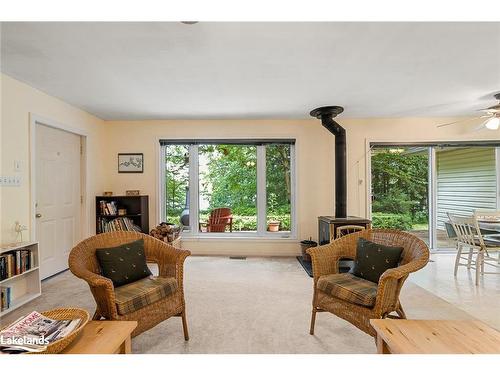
61, 320, 137, 354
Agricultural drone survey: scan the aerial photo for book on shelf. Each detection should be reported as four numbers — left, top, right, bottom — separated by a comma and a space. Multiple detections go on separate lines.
1, 286, 12, 311
99, 200, 119, 215
0, 310, 81, 353
0, 248, 33, 281
98, 216, 142, 233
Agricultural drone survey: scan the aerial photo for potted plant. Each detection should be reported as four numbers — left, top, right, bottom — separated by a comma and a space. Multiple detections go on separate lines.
268, 220, 280, 232
267, 193, 280, 232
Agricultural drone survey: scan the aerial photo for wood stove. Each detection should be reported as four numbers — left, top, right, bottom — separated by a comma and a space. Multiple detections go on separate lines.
318, 216, 371, 246
310, 106, 372, 271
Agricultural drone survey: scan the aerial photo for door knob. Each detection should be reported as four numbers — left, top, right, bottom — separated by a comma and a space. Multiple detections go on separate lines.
35, 213, 42, 218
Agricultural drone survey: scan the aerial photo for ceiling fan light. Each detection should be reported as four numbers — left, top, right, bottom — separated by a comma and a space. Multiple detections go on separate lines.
484, 117, 500, 130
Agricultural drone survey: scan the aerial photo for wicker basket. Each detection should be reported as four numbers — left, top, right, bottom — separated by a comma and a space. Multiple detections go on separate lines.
32, 308, 90, 354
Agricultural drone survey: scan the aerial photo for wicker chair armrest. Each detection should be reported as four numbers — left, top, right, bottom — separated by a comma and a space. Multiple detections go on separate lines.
145, 238, 191, 283
374, 257, 429, 314
69, 263, 113, 288
379, 254, 429, 283
85, 271, 114, 289
307, 243, 354, 281
71, 268, 118, 319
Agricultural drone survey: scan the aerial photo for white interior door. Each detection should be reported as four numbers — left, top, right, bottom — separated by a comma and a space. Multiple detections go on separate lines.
35, 124, 82, 279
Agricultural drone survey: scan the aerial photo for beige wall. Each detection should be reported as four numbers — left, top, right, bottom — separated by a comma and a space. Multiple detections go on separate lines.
102, 120, 335, 256
104, 118, 499, 256
0, 73, 3, 244
0, 74, 106, 243
2, 72, 499, 256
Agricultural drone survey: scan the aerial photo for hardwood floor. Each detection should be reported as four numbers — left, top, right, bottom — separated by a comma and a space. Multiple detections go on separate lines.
409, 253, 500, 330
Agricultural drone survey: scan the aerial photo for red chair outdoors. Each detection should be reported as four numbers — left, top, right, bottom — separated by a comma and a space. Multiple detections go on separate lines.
204, 207, 233, 232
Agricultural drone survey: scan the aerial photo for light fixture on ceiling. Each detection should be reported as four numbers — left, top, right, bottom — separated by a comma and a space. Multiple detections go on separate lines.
437, 92, 500, 131
484, 116, 500, 130
181, 21, 198, 25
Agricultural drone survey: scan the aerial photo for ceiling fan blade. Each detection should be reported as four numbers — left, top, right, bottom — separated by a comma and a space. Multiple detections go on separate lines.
478, 104, 500, 113
436, 115, 489, 128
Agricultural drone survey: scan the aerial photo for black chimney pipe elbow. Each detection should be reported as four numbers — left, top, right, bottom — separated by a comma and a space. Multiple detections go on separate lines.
310, 106, 347, 218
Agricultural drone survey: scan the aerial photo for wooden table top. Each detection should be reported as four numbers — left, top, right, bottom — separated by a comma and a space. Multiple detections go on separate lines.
370, 319, 500, 354
61, 320, 137, 354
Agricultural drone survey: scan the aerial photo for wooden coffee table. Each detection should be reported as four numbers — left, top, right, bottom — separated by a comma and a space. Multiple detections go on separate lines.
61, 320, 137, 354
370, 319, 500, 354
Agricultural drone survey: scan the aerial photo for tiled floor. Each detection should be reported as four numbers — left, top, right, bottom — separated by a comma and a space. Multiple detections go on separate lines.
409, 252, 500, 330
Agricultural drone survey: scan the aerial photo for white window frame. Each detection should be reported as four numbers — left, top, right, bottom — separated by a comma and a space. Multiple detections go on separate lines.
160, 141, 297, 239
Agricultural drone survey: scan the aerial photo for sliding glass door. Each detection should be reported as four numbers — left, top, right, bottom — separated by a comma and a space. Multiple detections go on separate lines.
370, 144, 500, 251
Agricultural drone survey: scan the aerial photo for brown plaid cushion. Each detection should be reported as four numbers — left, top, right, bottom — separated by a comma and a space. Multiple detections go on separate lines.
114, 276, 178, 315
317, 273, 378, 307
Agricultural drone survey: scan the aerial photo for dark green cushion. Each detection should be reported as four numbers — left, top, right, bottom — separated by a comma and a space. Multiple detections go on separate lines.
96, 239, 152, 287
351, 238, 403, 284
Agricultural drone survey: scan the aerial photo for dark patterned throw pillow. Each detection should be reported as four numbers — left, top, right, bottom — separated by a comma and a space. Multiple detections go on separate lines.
96, 239, 152, 287
351, 238, 403, 284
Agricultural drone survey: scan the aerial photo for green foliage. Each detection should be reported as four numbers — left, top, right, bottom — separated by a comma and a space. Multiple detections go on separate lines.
413, 211, 429, 224
372, 212, 413, 231
199, 144, 258, 212
371, 150, 428, 217
165, 144, 292, 231
266, 144, 291, 208
165, 145, 189, 225
371, 149, 428, 229
199, 213, 291, 231
371, 190, 418, 214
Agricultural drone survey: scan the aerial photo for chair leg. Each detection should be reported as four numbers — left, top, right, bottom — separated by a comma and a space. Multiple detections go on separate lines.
181, 308, 189, 341
475, 251, 483, 286
467, 246, 474, 269
309, 308, 317, 335
454, 244, 462, 276
92, 309, 101, 320
396, 304, 406, 319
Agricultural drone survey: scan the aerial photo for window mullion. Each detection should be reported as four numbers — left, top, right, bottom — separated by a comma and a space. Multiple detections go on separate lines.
189, 144, 199, 235
257, 145, 267, 235
160, 144, 167, 223
290, 144, 297, 237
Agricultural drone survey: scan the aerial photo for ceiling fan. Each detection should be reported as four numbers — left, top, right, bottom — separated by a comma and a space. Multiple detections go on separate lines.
437, 93, 500, 131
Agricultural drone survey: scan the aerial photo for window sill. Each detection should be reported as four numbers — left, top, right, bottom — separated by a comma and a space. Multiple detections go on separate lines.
180, 234, 298, 241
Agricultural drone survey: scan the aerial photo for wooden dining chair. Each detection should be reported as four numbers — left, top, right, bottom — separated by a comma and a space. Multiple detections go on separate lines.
448, 213, 500, 285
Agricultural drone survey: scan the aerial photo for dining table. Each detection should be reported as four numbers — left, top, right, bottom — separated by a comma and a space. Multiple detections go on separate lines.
477, 218, 500, 244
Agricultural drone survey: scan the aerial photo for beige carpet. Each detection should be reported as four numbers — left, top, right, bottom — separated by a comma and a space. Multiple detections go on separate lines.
1, 256, 476, 353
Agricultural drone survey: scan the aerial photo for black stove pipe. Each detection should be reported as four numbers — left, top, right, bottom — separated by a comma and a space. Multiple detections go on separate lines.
310, 106, 347, 218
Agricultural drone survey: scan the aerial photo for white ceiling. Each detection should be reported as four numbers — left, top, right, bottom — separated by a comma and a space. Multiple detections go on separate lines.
1, 22, 500, 120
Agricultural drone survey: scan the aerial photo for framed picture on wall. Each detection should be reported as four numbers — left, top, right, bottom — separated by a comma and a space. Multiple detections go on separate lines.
118, 153, 144, 173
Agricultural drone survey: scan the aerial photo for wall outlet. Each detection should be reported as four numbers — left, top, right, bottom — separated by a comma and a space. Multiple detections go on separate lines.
0, 175, 21, 186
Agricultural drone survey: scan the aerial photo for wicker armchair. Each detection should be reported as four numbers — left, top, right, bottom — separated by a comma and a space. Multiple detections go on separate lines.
68, 231, 190, 338
307, 229, 429, 337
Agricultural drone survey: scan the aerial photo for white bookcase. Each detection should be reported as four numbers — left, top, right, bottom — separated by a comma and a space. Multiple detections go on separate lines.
0, 241, 41, 318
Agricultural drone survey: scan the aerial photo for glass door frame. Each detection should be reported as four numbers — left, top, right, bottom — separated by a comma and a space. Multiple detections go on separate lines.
367, 141, 500, 252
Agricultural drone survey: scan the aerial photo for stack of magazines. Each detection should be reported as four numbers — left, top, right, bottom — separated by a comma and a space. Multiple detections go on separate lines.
0, 311, 81, 353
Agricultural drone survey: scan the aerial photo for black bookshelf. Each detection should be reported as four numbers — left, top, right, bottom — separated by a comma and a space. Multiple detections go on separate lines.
96, 195, 149, 234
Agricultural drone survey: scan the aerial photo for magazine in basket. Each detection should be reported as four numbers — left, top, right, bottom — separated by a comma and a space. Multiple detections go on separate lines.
0, 311, 81, 353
